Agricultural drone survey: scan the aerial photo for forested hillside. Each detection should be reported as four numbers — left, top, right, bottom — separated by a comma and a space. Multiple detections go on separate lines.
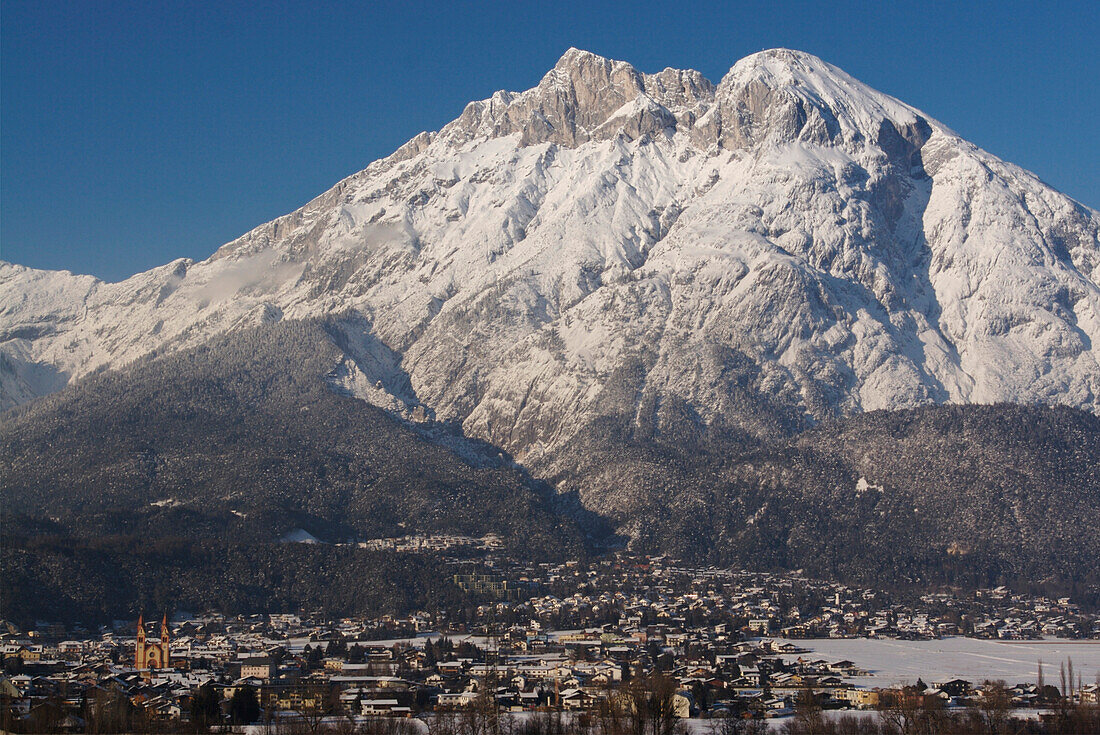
3, 319, 1099, 623
1, 320, 587, 551
546, 389, 1100, 597
0, 320, 588, 623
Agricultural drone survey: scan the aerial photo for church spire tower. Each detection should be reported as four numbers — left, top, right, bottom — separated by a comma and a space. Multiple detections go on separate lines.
135, 614, 146, 669
160, 614, 170, 665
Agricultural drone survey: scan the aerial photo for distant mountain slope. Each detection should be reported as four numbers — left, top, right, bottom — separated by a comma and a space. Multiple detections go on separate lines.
587, 403, 1100, 592
2, 318, 1097, 623
0, 319, 588, 555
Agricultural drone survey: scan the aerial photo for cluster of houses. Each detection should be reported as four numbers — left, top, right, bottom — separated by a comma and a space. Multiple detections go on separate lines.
478, 555, 1099, 642
2, 554, 1097, 731
357, 533, 504, 553
4, 614, 1099, 731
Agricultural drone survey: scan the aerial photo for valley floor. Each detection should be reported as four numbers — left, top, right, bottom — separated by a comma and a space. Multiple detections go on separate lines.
769, 636, 1100, 687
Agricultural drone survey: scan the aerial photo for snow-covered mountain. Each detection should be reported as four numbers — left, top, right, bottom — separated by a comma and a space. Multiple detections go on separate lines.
4, 48, 1099, 468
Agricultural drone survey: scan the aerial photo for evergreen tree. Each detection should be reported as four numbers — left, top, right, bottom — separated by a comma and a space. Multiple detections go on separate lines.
190, 684, 220, 730
229, 685, 260, 725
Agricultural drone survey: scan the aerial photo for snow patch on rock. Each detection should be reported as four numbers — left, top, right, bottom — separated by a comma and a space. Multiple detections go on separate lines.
2, 47, 1098, 466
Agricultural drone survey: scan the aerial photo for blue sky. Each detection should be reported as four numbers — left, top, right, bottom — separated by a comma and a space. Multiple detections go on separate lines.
2, 0, 1098, 282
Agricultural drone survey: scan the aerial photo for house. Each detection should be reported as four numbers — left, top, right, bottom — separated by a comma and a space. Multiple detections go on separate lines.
269, 687, 327, 711
559, 688, 595, 710
827, 660, 865, 676
748, 619, 771, 634
361, 699, 401, 715
934, 679, 972, 698
239, 658, 275, 680
837, 687, 879, 709
226, 676, 266, 697
735, 667, 761, 687
58, 641, 84, 656
672, 692, 693, 718
436, 691, 477, 708
0, 645, 26, 663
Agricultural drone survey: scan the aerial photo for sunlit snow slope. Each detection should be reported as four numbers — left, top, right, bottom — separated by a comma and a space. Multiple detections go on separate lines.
3, 49, 1099, 462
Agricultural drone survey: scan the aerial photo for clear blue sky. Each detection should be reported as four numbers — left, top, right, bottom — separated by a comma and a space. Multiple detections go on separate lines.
3, 0, 1098, 282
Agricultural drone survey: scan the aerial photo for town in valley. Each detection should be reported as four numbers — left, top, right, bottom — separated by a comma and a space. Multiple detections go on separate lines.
4, 553, 1099, 733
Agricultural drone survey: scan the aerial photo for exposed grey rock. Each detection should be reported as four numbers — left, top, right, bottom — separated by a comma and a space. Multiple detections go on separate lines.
3, 47, 1098, 471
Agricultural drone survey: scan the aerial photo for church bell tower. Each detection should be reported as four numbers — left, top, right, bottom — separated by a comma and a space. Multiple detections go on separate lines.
135, 614, 146, 669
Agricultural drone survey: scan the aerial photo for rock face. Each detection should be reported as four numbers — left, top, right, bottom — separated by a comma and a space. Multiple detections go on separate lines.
3, 48, 1100, 471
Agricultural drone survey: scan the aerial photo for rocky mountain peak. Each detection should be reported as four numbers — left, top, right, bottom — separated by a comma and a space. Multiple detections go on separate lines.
551, 46, 635, 76
435, 47, 938, 157
440, 48, 716, 148
3, 49, 1098, 457
724, 47, 841, 83
709, 48, 936, 151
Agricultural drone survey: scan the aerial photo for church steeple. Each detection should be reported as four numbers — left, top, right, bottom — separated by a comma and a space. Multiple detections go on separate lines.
159, 613, 171, 669
135, 614, 146, 670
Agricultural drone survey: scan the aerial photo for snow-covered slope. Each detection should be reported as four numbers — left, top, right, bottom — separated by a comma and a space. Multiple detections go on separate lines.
3, 48, 1099, 465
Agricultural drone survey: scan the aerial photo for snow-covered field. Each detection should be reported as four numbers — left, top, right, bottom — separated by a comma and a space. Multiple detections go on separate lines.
774, 637, 1100, 686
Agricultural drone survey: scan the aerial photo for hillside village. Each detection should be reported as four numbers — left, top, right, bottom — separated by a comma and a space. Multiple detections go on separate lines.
3, 554, 1099, 732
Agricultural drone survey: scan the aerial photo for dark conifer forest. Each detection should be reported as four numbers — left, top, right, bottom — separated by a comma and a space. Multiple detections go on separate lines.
3, 320, 1098, 623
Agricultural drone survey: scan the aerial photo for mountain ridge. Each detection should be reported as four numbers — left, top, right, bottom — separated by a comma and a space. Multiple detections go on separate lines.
3, 47, 1099, 462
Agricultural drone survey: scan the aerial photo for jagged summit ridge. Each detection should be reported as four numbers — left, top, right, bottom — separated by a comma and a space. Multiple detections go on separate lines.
431, 47, 936, 155
437, 47, 713, 148
2, 48, 1099, 472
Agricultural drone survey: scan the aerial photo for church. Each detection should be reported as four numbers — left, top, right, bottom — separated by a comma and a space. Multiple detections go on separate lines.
135, 614, 170, 670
